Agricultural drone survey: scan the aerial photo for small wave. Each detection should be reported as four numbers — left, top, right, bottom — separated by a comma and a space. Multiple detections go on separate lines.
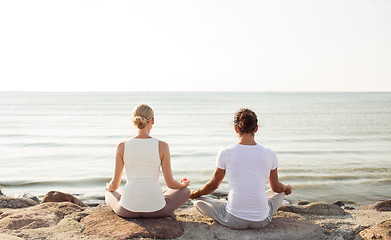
278, 169, 315, 173
377, 179, 391, 184
287, 183, 330, 189
0, 177, 113, 187
171, 153, 216, 158
278, 167, 391, 175
279, 174, 389, 181
325, 167, 391, 173
1, 142, 116, 148
0, 134, 127, 139
277, 150, 391, 155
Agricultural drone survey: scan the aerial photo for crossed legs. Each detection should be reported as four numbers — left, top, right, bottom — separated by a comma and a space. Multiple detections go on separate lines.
105, 188, 191, 218
193, 190, 285, 229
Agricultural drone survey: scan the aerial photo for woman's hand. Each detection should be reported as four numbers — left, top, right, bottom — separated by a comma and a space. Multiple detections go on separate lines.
106, 182, 114, 192
181, 178, 190, 188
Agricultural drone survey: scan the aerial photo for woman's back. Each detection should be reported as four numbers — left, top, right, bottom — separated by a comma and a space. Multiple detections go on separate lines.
120, 138, 166, 212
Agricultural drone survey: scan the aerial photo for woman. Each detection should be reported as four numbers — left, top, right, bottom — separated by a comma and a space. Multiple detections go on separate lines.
105, 104, 190, 218
190, 108, 292, 229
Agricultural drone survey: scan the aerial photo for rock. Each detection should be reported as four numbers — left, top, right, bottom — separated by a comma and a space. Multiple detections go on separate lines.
359, 219, 391, 240
41, 191, 88, 207
344, 206, 355, 210
0, 233, 24, 240
209, 217, 326, 240
17, 193, 40, 204
279, 202, 345, 215
0, 189, 4, 196
96, 195, 105, 200
298, 201, 310, 205
0, 202, 84, 230
0, 195, 38, 209
176, 208, 326, 240
87, 203, 100, 207
333, 200, 345, 207
80, 206, 184, 239
359, 200, 391, 212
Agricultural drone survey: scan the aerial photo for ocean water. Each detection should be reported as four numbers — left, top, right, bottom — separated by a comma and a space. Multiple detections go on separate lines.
0, 92, 390, 205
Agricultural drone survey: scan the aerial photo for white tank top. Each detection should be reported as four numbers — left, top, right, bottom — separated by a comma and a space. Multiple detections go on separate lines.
119, 138, 166, 212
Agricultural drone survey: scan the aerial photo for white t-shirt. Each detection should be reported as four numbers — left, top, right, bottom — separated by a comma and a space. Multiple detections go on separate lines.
216, 144, 278, 221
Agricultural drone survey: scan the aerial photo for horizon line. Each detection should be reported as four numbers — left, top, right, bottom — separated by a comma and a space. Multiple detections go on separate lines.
1, 90, 390, 93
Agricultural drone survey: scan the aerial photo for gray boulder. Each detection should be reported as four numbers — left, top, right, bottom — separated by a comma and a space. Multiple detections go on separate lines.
0, 195, 37, 209
279, 202, 345, 215
17, 193, 40, 204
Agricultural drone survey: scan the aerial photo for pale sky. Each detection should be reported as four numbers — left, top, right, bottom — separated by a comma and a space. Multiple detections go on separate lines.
0, 0, 390, 92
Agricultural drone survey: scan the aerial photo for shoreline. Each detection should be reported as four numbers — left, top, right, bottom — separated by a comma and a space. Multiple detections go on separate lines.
2, 188, 385, 207
1, 190, 391, 239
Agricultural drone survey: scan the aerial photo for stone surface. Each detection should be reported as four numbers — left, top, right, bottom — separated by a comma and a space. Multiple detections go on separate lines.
0, 202, 84, 230
17, 193, 40, 204
344, 206, 355, 210
359, 200, 391, 212
81, 205, 184, 239
176, 207, 326, 240
333, 200, 345, 207
41, 191, 88, 207
0, 190, 4, 196
0, 233, 24, 240
209, 217, 326, 240
360, 219, 391, 240
0, 195, 37, 209
297, 201, 310, 206
1, 198, 391, 240
279, 202, 345, 215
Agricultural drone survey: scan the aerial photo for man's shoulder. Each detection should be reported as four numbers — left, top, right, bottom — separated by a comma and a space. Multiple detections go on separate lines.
220, 144, 237, 151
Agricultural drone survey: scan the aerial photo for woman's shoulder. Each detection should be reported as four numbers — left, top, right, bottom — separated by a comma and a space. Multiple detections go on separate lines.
158, 139, 169, 150
117, 141, 125, 148
116, 141, 125, 154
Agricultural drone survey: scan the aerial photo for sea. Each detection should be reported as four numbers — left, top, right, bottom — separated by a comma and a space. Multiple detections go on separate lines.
0, 92, 390, 205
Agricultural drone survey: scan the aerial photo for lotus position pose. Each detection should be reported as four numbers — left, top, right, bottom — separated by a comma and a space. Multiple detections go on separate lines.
105, 104, 190, 218
190, 108, 292, 229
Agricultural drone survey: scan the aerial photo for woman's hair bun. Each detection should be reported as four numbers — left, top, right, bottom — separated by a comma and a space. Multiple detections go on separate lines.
132, 104, 154, 129
133, 116, 148, 129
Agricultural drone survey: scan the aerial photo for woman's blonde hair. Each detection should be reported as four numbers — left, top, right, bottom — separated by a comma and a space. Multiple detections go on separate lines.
132, 104, 154, 129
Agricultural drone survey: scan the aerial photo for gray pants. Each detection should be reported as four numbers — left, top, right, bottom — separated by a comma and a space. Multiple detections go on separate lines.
193, 190, 285, 229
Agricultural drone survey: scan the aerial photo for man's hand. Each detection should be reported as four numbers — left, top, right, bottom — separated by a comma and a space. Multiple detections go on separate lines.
284, 184, 292, 195
190, 190, 201, 199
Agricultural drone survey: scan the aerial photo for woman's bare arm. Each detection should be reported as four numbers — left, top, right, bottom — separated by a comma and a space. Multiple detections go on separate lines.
160, 141, 189, 189
189, 168, 226, 199
269, 168, 292, 195
106, 142, 125, 191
